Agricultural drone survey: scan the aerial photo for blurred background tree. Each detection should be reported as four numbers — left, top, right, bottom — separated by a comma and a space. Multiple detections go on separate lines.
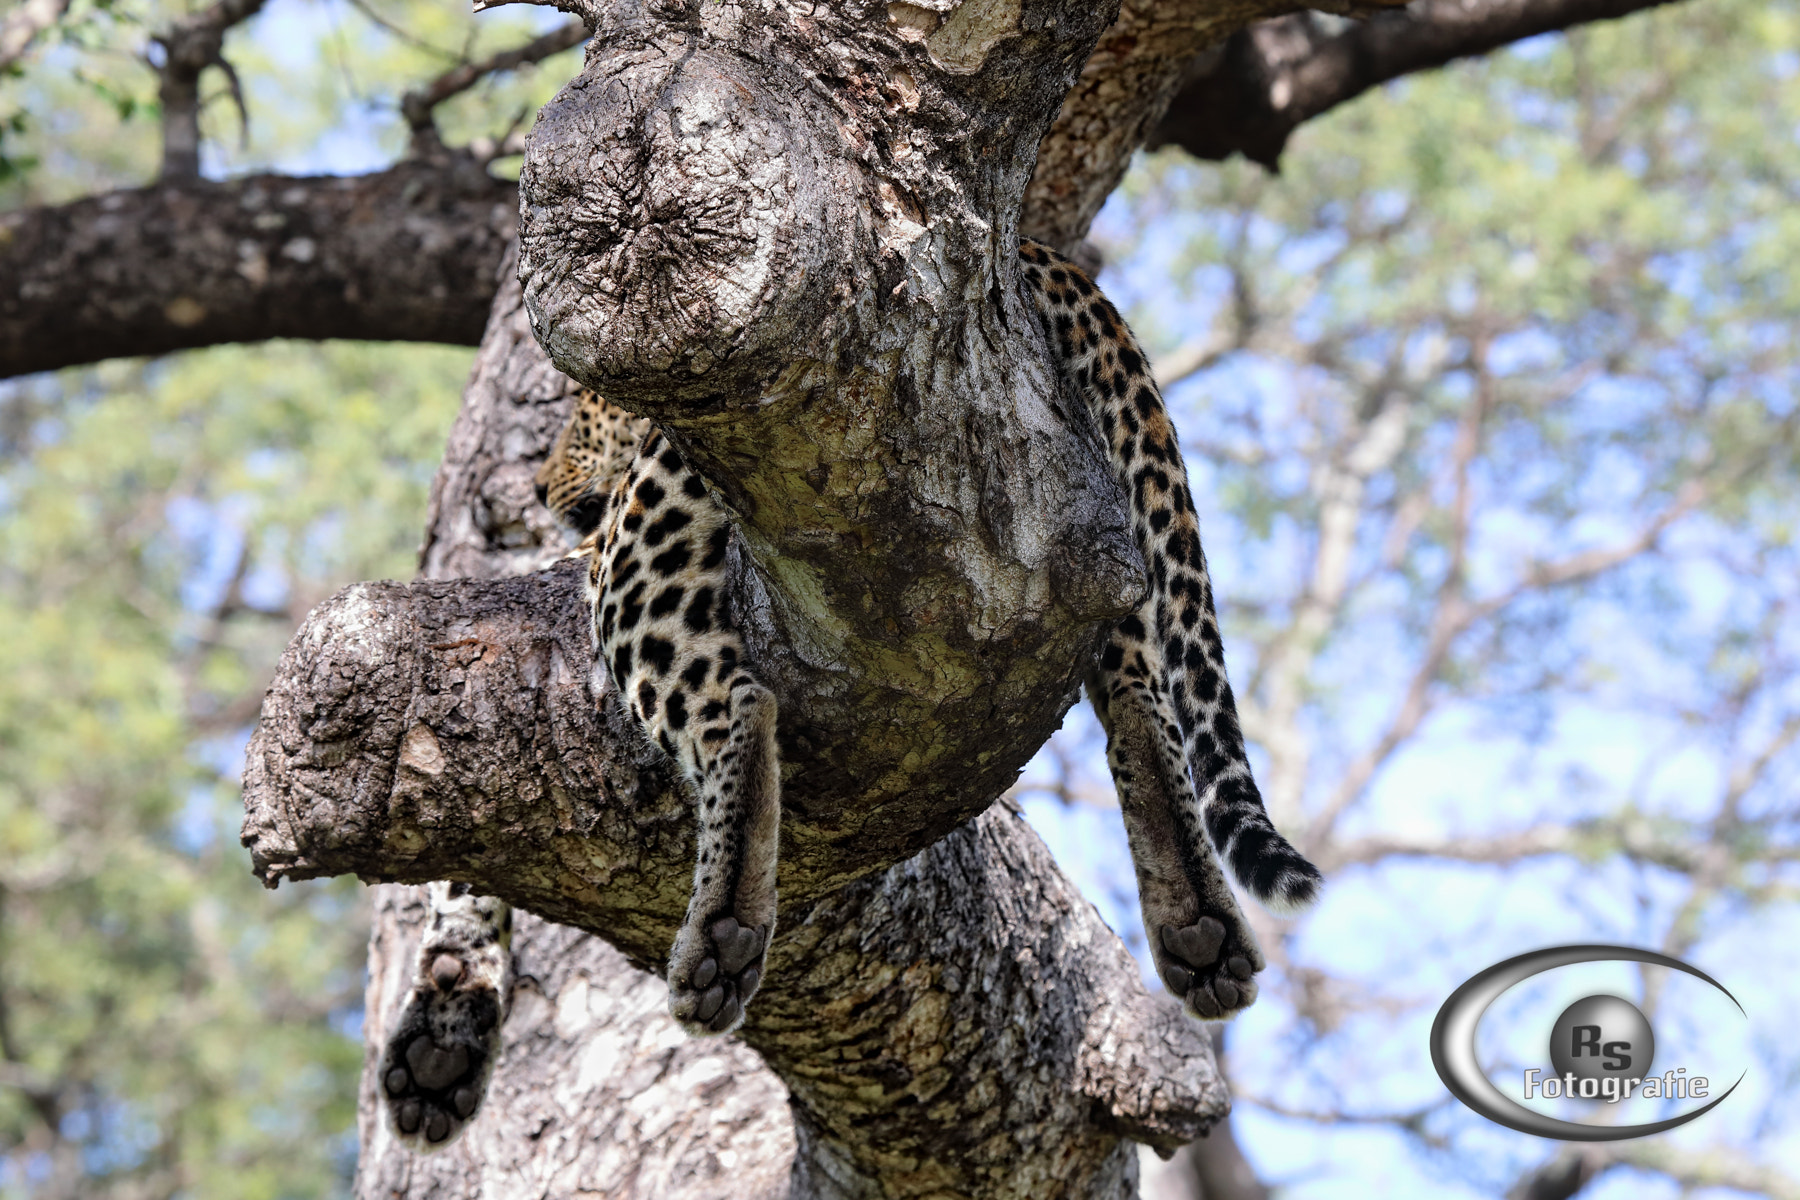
0, 345, 468, 1198
2, 2, 572, 1192
1028, 2, 1800, 1194
2, 0, 1796, 1195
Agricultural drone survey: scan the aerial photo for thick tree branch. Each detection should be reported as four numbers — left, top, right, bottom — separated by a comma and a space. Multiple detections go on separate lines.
1138, 1030, 1272, 1200
1151, 0, 1685, 171
225, 2, 1736, 1193
0, 163, 516, 378
240, 562, 1227, 1192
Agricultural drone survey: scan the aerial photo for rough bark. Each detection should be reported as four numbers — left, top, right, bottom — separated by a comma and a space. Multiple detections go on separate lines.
1150, 0, 1683, 170
356, 893, 797, 1200
233, 0, 1701, 1195
1136, 1034, 1271, 1200
238, 2, 1409, 1195
0, 163, 515, 378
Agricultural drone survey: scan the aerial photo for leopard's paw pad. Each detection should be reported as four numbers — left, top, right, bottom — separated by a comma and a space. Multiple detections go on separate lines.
1159, 918, 1263, 1020
379, 953, 502, 1150
669, 916, 767, 1036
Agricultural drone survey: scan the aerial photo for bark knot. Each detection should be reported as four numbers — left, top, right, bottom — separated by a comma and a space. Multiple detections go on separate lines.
519, 41, 853, 407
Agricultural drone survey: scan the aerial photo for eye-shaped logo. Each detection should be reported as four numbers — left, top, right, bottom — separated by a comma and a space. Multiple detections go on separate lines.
1430, 945, 1745, 1140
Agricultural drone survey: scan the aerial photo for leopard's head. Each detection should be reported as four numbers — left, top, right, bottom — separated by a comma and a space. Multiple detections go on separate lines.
534, 389, 649, 536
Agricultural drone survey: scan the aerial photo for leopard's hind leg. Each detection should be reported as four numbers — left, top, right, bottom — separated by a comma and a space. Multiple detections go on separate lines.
1087, 663, 1263, 1020
377, 882, 512, 1149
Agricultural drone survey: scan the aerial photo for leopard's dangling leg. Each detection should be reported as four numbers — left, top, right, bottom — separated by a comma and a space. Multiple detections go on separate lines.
533, 391, 783, 1035
378, 882, 513, 1150
587, 427, 781, 1037
1021, 239, 1322, 1018
1085, 666, 1262, 1019
660, 681, 780, 1035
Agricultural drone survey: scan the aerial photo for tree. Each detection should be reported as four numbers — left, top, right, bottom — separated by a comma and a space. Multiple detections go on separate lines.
5, 0, 1791, 1197
0, 345, 467, 1198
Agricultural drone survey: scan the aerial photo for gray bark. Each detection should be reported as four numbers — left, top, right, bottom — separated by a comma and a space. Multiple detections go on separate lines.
1137, 1032, 1271, 1200
0, 164, 516, 378
356, 894, 796, 1199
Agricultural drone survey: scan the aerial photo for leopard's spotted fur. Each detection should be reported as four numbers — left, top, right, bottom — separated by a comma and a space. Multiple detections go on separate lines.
379, 239, 1320, 1151
555, 410, 781, 1044
1020, 237, 1320, 1018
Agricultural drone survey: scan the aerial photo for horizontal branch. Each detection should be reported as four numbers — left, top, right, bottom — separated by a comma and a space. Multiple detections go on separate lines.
0, 162, 516, 379
1151, 0, 1686, 170
10, 0, 1695, 372
240, 561, 694, 956
244, 563, 1228, 1189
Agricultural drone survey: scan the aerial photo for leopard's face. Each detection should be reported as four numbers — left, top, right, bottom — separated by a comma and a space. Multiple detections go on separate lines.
534, 389, 652, 536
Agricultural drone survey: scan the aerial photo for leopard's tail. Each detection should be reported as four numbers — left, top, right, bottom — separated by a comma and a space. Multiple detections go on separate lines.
1019, 238, 1322, 914
1194, 756, 1323, 914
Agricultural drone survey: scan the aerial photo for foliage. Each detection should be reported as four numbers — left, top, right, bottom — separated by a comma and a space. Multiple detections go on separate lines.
0, 0, 530, 1192
0, 342, 467, 1198
1025, 0, 1800, 1193
1, 0, 579, 204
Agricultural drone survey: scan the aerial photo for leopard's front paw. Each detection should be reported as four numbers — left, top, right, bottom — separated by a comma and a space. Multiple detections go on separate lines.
379, 951, 504, 1150
1157, 916, 1265, 1020
668, 915, 768, 1036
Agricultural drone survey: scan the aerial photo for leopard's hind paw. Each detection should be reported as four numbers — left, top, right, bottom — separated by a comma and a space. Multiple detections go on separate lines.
1156, 916, 1264, 1020
381, 885, 510, 1151
667, 915, 768, 1036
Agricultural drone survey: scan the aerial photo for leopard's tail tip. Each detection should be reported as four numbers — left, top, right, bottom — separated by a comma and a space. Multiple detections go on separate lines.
1208, 780, 1325, 915
1255, 854, 1324, 916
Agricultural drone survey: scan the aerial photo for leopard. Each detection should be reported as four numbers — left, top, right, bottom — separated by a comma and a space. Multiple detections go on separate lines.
376, 238, 1320, 1151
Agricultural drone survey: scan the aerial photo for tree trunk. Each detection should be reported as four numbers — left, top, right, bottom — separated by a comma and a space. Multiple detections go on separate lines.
246, 246, 1223, 1198
239, 0, 1340, 1194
